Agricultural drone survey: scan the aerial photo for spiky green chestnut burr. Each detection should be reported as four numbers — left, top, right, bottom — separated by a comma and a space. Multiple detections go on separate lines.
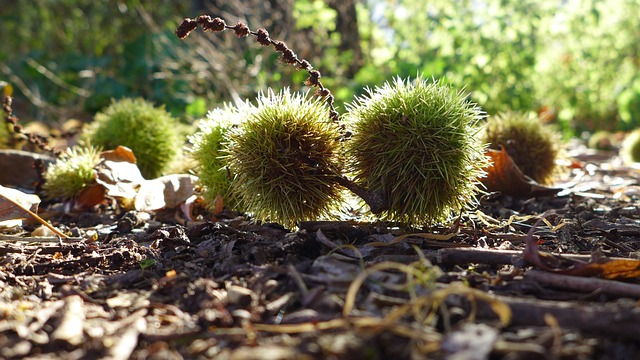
482, 111, 560, 184
0, 113, 11, 149
345, 76, 489, 225
588, 130, 616, 151
85, 98, 180, 179
42, 145, 101, 199
621, 129, 640, 164
189, 105, 246, 211
225, 89, 345, 227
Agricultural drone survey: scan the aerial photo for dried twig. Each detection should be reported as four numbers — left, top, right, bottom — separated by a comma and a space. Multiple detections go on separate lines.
176, 15, 339, 123
3, 95, 60, 156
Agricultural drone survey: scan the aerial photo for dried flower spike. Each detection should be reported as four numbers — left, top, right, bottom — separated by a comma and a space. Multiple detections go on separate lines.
175, 15, 338, 122
3, 95, 59, 155
176, 18, 198, 39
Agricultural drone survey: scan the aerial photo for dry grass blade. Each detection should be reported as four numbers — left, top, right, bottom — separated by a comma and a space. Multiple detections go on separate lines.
343, 262, 511, 326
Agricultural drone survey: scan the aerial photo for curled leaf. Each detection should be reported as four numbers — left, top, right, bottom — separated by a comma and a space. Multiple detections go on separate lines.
482, 148, 561, 197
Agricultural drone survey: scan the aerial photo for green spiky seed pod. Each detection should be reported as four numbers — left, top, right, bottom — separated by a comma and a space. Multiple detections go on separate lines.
225, 89, 345, 227
189, 104, 246, 211
588, 130, 616, 151
43, 144, 101, 199
621, 129, 640, 164
482, 111, 560, 184
345, 76, 489, 225
0, 112, 11, 149
85, 98, 180, 179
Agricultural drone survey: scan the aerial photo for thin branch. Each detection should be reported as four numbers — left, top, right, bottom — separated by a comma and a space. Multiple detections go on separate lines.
176, 15, 340, 122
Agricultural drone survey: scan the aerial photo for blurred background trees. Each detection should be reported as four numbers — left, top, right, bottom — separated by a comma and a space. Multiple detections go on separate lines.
1, 0, 640, 136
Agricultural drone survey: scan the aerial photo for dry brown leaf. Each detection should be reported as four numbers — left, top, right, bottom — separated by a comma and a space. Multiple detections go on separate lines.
568, 259, 640, 279
94, 146, 197, 211
74, 183, 107, 211
157, 174, 198, 209
0, 184, 68, 238
524, 213, 640, 279
133, 178, 166, 211
101, 145, 137, 164
0, 184, 40, 223
482, 148, 561, 197
95, 146, 145, 200
134, 174, 198, 211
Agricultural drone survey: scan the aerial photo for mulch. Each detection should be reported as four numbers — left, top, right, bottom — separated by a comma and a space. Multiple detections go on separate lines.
2, 142, 640, 359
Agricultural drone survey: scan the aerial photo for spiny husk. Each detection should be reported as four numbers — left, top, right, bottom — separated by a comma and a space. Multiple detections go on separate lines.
0, 116, 11, 149
621, 129, 640, 164
482, 111, 560, 184
225, 89, 345, 227
86, 98, 180, 179
43, 144, 101, 199
346, 76, 489, 225
588, 130, 616, 151
189, 104, 246, 211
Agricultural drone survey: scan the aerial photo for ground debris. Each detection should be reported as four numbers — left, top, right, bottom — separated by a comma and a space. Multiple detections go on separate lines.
2, 143, 640, 358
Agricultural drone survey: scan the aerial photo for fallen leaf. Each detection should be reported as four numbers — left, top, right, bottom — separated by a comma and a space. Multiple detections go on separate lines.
0, 184, 40, 223
158, 174, 198, 209
482, 148, 561, 197
564, 258, 640, 279
95, 146, 145, 200
101, 145, 137, 164
73, 183, 107, 211
0, 185, 68, 238
133, 178, 166, 211
134, 174, 198, 211
523, 212, 640, 279
213, 194, 224, 216
94, 147, 198, 212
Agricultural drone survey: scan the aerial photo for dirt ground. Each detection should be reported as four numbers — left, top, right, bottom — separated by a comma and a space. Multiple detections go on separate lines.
2, 140, 640, 360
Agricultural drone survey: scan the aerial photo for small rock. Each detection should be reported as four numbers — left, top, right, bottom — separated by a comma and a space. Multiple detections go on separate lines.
0, 149, 55, 190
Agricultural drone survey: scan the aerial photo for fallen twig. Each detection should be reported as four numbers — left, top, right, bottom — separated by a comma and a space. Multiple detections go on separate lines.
524, 269, 640, 298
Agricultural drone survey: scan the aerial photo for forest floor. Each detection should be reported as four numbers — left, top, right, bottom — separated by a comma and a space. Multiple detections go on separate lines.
2, 140, 640, 360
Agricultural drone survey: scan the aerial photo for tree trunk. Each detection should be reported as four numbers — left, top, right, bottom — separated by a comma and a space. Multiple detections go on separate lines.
325, 0, 364, 78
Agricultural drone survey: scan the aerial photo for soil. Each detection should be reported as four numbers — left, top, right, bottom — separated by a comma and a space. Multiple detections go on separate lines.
2, 141, 640, 360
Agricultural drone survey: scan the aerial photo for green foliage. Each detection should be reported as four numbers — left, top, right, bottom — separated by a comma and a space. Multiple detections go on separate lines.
0, 1, 194, 116
534, 0, 640, 133
86, 98, 180, 179
185, 97, 208, 118
621, 129, 640, 164
42, 144, 100, 199
5, 0, 640, 136
139, 258, 156, 270
482, 111, 560, 184
346, 76, 488, 225
351, 0, 640, 134
355, 1, 546, 115
225, 89, 345, 227
189, 105, 246, 212
618, 80, 640, 131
